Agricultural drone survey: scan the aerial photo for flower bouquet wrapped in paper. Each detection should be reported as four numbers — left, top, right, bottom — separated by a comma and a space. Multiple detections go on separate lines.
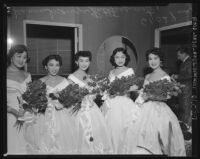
108, 75, 144, 98
87, 74, 110, 95
86, 74, 110, 107
15, 80, 48, 131
52, 84, 90, 114
142, 78, 185, 102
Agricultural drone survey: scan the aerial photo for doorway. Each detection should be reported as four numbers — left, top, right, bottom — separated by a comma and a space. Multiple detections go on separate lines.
23, 20, 83, 79
154, 21, 192, 75
154, 21, 193, 129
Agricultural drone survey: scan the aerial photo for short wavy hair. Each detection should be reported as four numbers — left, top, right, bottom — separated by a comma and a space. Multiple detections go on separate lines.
145, 47, 164, 62
75, 51, 92, 61
42, 54, 62, 68
7, 44, 30, 66
110, 47, 130, 67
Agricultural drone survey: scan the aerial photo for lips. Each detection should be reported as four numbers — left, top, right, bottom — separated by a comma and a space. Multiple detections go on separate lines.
17, 63, 24, 67
118, 62, 124, 65
81, 66, 88, 69
51, 70, 58, 74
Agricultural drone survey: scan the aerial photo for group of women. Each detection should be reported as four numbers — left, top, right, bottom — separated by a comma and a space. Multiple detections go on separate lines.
7, 44, 186, 156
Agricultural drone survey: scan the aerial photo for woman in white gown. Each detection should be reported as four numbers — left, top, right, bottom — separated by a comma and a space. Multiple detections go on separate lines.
7, 44, 32, 154
27, 55, 78, 154
101, 47, 140, 154
124, 48, 186, 156
68, 51, 113, 154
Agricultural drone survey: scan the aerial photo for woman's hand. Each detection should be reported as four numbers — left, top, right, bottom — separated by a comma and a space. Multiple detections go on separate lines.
51, 100, 64, 110
129, 84, 139, 92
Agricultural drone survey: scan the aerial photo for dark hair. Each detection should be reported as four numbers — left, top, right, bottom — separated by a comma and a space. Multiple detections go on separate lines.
42, 54, 62, 68
145, 47, 164, 62
176, 46, 190, 55
7, 44, 30, 66
110, 47, 130, 67
75, 51, 92, 61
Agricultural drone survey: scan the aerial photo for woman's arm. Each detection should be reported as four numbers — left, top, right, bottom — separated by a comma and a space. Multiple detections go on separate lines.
7, 106, 24, 118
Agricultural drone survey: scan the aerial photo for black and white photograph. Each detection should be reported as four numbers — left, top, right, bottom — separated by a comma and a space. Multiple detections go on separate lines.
1, 0, 199, 157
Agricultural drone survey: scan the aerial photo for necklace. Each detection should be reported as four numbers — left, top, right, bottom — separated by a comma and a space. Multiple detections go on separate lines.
46, 75, 58, 83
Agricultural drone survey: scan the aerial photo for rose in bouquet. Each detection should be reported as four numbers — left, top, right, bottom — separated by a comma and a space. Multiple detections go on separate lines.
52, 84, 90, 114
21, 80, 48, 113
87, 74, 110, 95
142, 78, 185, 102
86, 74, 110, 107
15, 80, 48, 131
108, 75, 144, 98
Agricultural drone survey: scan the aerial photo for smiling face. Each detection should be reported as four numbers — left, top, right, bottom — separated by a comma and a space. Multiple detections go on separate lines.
11, 51, 28, 68
114, 51, 126, 67
76, 56, 90, 71
148, 53, 161, 70
45, 59, 60, 76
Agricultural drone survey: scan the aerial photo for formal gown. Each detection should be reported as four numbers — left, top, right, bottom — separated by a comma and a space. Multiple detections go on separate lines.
123, 76, 186, 156
7, 73, 32, 154
26, 78, 78, 154
68, 74, 113, 154
100, 68, 141, 154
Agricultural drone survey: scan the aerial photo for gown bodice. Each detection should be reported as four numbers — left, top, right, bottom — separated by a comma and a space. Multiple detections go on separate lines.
109, 68, 135, 82
7, 74, 32, 110
143, 75, 171, 87
46, 78, 70, 94
135, 75, 171, 105
68, 74, 87, 88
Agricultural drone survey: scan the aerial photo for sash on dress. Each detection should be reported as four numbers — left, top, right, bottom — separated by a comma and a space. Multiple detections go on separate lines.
68, 74, 95, 150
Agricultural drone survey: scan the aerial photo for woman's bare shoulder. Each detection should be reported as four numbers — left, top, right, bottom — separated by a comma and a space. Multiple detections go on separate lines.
39, 76, 48, 82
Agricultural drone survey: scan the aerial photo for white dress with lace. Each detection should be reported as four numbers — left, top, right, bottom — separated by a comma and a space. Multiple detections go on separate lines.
101, 68, 140, 154
68, 74, 113, 154
7, 74, 32, 154
124, 75, 186, 156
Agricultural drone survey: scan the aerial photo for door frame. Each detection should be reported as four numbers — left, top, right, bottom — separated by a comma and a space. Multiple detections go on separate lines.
23, 20, 83, 71
154, 21, 192, 47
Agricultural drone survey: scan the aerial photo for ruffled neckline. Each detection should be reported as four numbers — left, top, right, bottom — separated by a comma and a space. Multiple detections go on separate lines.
109, 68, 134, 82
68, 74, 87, 88
144, 75, 171, 86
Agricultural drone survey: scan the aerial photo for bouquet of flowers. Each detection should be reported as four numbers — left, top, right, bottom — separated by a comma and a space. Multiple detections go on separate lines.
15, 80, 48, 131
53, 84, 90, 114
108, 75, 144, 98
87, 74, 110, 95
142, 78, 185, 102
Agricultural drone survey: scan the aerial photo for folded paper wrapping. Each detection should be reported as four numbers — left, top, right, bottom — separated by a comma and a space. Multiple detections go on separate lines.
80, 95, 96, 111
17, 111, 36, 124
49, 99, 64, 110
135, 92, 145, 105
